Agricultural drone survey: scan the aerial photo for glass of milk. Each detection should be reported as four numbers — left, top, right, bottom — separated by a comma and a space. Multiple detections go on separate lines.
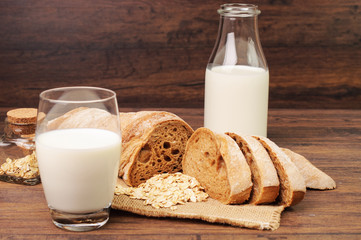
35, 86, 122, 231
204, 4, 269, 136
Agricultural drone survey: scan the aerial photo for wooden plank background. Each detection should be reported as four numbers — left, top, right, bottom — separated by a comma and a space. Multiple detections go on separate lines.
0, 0, 360, 108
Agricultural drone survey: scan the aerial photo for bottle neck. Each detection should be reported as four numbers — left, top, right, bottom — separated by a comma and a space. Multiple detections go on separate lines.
217, 2, 260, 39
208, 4, 267, 70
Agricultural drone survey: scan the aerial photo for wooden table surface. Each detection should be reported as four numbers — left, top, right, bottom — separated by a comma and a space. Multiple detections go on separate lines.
1, 107, 361, 239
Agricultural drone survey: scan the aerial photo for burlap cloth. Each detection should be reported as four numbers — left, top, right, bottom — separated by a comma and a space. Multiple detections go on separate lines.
111, 181, 285, 231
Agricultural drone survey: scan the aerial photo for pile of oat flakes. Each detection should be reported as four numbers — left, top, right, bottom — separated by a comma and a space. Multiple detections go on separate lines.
0, 151, 39, 179
115, 172, 208, 210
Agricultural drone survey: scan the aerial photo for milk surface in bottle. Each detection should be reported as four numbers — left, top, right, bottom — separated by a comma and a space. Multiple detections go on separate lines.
204, 4, 269, 136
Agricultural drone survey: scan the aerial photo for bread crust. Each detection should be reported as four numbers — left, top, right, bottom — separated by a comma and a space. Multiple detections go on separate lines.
119, 111, 194, 187
183, 128, 252, 204
226, 133, 279, 204
281, 148, 336, 190
253, 136, 306, 207
46, 107, 119, 132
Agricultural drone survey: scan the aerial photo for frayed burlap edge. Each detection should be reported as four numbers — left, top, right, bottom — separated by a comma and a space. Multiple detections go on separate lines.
111, 194, 284, 231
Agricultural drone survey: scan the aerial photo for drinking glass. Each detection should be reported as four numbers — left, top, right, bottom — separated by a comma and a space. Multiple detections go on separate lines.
35, 86, 121, 231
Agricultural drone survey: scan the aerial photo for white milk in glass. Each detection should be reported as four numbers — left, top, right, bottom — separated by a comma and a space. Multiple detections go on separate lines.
36, 128, 121, 213
204, 65, 269, 136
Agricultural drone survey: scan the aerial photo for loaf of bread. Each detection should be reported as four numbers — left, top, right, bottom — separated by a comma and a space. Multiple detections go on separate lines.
183, 128, 252, 204
226, 133, 280, 205
281, 148, 336, 190
253, 136, 306, 207
119, 111, 194, 187
45, 108, 193, 187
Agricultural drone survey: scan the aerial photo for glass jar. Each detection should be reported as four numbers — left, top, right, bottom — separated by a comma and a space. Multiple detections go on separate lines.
0, 108, 40, 185
204, 3, 269, 136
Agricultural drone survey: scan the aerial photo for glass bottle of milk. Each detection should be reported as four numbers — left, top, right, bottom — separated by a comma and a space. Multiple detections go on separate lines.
204, 4, 269, 136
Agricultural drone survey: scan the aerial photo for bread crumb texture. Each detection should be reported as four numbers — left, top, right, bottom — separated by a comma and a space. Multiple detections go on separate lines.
126, 121, 193, 186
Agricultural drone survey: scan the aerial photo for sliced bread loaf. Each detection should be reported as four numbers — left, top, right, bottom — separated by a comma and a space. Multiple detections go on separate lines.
183, 128, 252, 204
226, 133, 280, 204
253, 136, 306, 207
119, 111, 194, 187
281, 148, 336, 190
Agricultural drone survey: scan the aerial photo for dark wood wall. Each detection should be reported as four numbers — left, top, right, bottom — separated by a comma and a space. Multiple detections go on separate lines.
0, 0, 360, 108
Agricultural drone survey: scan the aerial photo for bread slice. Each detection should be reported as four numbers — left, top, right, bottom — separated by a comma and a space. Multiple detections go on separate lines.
226, 133, 279, 204
183, 128, 252, 204
119, 111, 194, 187
281, 148, 336, 190
253, 136, 306, 207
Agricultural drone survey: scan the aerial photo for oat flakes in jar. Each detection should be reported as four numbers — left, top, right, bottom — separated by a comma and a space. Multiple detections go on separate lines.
0, 108, 40, 185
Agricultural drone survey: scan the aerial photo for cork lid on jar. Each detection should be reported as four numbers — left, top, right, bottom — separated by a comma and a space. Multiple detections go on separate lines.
6, 108, 38, 125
